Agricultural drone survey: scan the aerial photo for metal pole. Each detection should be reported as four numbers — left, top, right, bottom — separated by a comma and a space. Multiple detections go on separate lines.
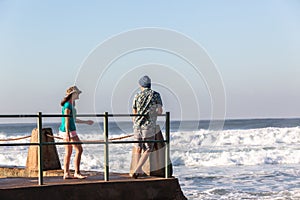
165, 112, 170, 178
103, 112, 109, 181
37, 112, 43, 185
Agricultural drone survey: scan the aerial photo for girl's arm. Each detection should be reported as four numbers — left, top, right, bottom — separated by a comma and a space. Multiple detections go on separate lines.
64, 108, 71, 141
76, 118, 94, 125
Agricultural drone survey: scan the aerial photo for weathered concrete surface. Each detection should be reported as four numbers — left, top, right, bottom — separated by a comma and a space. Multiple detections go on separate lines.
0, 166, 64, 177
0, 172, 187, 200
26, 128, 61, 171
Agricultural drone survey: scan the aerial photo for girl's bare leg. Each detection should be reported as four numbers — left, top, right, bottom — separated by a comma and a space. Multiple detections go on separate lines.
63, 143, 73, 179
72, 136, 86, 179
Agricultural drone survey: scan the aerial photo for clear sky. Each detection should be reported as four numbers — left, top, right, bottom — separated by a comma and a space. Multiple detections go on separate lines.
0, 0, 300, 121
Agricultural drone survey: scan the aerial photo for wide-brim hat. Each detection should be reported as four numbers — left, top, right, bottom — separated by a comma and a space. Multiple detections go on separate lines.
65, 85, 82, 97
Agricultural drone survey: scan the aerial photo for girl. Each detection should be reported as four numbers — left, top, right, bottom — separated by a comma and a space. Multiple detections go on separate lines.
59, 86, 93, 179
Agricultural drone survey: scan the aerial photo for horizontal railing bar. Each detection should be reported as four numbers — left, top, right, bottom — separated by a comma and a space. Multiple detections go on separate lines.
43, 114, 147, 117
107, 140, 167, 144
44, 140, 166, 145
0, 140, 167, 146
75, 114, 147, 117
0, 114, 71, 118
0, 115, 38, 118
108, 114, 166, 117
0, 143, 40, 146
43, 141, 105, 145
40, 114, 71, 117
0, 113, 166, 118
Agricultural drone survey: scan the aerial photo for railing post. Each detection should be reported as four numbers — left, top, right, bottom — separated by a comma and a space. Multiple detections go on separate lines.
37, 112, 43, 185
165, 112, 170, 178
103, 112, 109, 181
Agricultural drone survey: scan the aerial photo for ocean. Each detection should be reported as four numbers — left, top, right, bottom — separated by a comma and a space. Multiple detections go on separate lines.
1, 118, 300, 200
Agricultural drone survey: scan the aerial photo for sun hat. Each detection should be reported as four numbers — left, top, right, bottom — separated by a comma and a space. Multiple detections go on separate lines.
138, 75, 151, 88
65, 86, 82, 97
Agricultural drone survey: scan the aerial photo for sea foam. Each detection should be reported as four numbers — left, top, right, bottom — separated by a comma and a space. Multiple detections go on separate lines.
169, 127, 300, 167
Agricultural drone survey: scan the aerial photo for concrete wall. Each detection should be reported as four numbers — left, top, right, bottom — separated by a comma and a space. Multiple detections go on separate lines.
0, 178, 187, 200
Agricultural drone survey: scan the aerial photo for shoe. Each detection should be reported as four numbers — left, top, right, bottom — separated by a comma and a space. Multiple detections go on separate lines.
63, 173, 73, 180
132, 173, 139, 179
139, 173, 147, 177
74, 173, 87, 179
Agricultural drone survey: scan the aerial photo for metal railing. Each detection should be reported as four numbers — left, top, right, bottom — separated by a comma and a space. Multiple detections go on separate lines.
0, 112, 171, 185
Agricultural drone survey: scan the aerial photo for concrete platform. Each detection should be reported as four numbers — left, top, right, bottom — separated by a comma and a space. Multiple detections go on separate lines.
0, 169, 187, 200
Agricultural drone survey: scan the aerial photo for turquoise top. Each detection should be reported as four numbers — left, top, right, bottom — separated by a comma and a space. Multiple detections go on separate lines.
59, 101, 76, 132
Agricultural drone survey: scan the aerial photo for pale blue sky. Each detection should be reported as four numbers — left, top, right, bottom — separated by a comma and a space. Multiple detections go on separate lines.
0, 0, 300, 120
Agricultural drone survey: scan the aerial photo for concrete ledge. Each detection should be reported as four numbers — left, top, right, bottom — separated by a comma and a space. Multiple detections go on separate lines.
0, 168, 187, 200
0, 177, 186, 200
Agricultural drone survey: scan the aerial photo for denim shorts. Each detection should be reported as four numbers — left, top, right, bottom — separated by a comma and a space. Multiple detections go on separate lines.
59, 130, 78, 139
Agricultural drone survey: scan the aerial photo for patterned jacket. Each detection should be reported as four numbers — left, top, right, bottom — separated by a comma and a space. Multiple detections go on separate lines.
132, 88, 163, 129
